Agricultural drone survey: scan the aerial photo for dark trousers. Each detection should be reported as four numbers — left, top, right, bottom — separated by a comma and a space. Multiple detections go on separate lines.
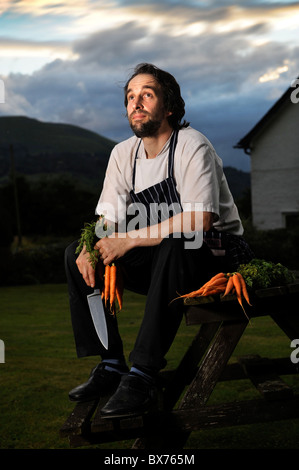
65, 235, 228, 372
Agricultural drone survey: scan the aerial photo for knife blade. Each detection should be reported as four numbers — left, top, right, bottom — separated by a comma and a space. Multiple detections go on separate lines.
87, 288, 108, 350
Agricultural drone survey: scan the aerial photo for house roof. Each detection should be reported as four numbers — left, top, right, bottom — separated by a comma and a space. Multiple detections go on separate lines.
234, 78, 298, 154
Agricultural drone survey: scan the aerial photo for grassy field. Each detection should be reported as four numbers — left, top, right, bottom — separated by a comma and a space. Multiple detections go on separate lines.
0, 283, 299, 450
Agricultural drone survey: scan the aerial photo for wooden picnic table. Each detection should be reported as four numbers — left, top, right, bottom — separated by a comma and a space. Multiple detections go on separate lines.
60, 282, 299, 448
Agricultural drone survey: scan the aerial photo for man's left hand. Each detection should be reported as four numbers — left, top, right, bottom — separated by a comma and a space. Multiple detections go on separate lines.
94, 234, 134, 265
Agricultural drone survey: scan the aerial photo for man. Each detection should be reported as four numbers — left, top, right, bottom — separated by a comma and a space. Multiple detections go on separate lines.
65, 63, 253, 418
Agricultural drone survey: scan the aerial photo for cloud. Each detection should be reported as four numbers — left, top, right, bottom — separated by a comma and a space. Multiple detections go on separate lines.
0, 0, 92, 17
3, 1, 299, 41
1, 1, 299, 171
0, 37, 76, 61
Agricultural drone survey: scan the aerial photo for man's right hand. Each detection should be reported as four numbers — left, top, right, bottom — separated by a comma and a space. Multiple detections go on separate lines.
76, 246, 96, 288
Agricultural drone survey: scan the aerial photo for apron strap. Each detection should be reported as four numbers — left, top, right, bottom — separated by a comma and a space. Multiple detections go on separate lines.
131, 139, 142, 193
168, 130, 178, 180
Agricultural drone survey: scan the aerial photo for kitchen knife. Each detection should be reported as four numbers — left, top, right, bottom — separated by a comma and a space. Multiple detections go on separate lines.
87, 288, 108, 350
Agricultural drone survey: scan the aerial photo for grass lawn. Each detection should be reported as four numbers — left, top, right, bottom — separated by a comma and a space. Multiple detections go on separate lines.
0, 283, 299, 450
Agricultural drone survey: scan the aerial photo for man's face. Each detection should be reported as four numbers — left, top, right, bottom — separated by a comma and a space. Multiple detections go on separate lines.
126, 74, 171, 137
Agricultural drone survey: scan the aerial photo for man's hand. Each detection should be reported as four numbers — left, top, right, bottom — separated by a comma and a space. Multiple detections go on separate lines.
76, 245, 96, 288
95, 234, 134, 266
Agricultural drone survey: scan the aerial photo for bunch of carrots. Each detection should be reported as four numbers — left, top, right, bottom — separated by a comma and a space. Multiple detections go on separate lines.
100, 262, 124, 315
174, 271, 252, 319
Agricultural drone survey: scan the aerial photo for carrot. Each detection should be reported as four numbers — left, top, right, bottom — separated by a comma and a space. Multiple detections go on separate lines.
169, 288, 206, 303
115, 268, 124, 311
201, 277, 227, 295
109, 264, 117, 312
203, 277, 227, 289
203, 272, 227, 286
174, 283, 225, 301
198, 274, 226, 292
236, 272, 252, 306
116, 286, 122, 311
202, 284, 226, 296
193, 273, 226, 294
104, 264, 110, 307
170, 272, 229, 303
171, 288, 205, 301
205, 283, 227, 291
210, 272, 226, 280
202, 287, 226, 296
222, 274, 234, 297
232, 273, 250, 321
207, 277, 227, 286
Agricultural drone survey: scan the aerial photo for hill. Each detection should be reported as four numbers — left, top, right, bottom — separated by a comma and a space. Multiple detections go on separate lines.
0, 116, 250, 198
223, 166, 251, 199
0, 116, 116, 185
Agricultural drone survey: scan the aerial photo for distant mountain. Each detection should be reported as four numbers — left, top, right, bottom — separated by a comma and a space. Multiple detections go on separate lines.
0, 116, 250, 198
223, 166, 251, 199
0, 116, 116, 185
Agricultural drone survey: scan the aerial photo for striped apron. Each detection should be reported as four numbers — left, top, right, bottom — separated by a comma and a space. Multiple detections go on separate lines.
129, 130, 182, 228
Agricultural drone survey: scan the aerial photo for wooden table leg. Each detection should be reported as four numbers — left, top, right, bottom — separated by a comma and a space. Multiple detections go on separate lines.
168, 319, 248, 448
180, 319, 248, 409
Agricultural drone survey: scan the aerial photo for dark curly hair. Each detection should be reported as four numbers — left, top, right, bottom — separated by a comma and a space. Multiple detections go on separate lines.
124, 63, 189, 131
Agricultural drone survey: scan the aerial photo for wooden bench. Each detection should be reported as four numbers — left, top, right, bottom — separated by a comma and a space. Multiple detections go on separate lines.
60, 283, 299, 448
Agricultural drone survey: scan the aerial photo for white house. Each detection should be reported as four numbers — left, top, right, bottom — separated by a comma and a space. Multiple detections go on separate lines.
235, 80, 299, 230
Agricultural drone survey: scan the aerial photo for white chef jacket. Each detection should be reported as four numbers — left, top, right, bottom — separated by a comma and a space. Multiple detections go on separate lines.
96, 126, 243, 236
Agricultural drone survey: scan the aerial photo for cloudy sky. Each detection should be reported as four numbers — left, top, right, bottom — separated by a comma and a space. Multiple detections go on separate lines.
0, 0, 299, 171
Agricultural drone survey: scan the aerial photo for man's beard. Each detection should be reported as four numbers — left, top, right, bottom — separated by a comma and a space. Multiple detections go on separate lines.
129, 116, 163, 138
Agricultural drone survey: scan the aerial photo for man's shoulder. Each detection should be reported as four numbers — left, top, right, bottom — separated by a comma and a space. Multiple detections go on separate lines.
178, 126, 213, 147
113, 134, 139, 152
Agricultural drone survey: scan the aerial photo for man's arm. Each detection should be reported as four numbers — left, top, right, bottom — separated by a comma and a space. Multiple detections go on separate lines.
95, 210, 213, 266
77, 210, 213, 287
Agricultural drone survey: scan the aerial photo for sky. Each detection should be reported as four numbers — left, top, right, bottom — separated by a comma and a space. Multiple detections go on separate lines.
0, 0, 299, 171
